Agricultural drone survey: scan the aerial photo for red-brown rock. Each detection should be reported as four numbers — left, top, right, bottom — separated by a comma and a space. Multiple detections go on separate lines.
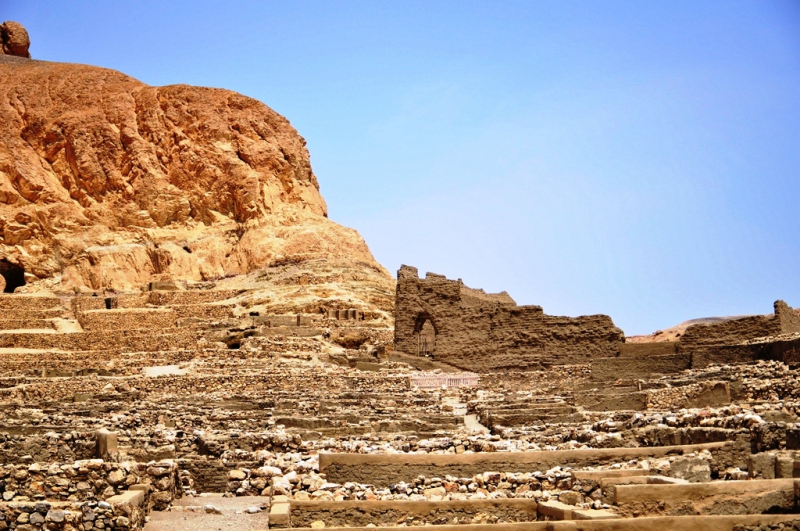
0, 21, 30, 58
0, 51, 388, 292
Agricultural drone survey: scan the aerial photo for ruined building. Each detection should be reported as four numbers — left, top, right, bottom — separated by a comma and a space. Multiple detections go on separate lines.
394, 265, 624, 371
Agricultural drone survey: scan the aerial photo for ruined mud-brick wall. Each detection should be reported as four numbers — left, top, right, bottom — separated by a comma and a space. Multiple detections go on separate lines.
678, 300, 800, 353
0, 432, 98, 464
394, 265, 623, 371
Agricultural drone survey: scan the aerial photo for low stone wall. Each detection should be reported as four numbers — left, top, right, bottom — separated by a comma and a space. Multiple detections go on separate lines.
591, 354, 690, 381
319, 443, 730, 485
0, 329, 199, 352
613, 478, 796, 517
0, 458, 178, 510
574, 388, 648, 412
0, 319, 57, 331
176, 459, 230, 493
0, 310, 63, 322
0, 431, 97, 464
0, 460, 141, 502
0, 498, 143, 531
148, 290, 240, 306
280, 515, 800, 531
72, 297, 107, 313
734, 519, 800, 531
137, 461, 180, 510
171, 304, 233, 320
288, 499, 539, 527
78, 309, 176, 332
618, 342, 677, 357
0, 296, 62, 312
0, 349, 199, 377
481, 406, 580, 427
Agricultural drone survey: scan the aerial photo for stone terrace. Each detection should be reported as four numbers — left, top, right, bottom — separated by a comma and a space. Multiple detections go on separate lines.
0, 288, 798, 530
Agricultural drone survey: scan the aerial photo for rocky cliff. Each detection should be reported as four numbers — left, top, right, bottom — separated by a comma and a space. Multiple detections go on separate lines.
0, 27, 390, 301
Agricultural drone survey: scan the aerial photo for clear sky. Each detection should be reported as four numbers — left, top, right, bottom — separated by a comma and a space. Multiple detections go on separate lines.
4, 1, 800, 334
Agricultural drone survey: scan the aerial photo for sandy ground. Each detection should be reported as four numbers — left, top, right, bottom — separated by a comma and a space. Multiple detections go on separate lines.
144, 496, 270, 531
143, 365, 189, 377
464, 414, 489, 433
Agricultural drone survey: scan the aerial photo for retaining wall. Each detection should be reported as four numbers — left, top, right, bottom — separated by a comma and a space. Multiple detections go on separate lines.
319, 443, 730, 485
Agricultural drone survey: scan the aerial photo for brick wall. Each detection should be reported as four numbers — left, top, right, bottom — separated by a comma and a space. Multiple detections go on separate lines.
394, 265, 623, 372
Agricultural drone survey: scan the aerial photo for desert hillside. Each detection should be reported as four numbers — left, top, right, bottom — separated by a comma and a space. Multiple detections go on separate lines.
0, 52, 393, 311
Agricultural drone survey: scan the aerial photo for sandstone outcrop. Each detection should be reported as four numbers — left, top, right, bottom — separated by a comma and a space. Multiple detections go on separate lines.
0, 25, 390, 296
0, 21, 30, 58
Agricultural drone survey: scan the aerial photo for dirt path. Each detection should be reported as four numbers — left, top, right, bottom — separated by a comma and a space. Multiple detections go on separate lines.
464, 414, 489, 433
144, 496, 270, 531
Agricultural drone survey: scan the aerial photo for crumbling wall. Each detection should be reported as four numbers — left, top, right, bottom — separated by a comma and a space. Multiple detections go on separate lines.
0, 459, 178, 504
679, 301, 799, 353
394, 265, 623, 371
776, 300, 800, 333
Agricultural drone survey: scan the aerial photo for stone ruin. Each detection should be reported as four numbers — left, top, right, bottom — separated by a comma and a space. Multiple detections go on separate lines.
0, 259, 798, 531
409, 372, 480, 390
0, 20, 800, 530
394, 265, 624, 371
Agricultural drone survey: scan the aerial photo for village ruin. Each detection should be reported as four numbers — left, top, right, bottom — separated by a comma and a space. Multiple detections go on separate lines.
1, 20, 800, 531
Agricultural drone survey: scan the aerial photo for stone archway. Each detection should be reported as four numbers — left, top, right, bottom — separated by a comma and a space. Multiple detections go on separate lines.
413, 313, 437, 358
0, 260, 25, 293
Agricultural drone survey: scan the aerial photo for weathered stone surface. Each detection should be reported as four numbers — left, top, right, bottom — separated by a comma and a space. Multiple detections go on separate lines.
394, 265, 623, 371
0, 54, 389, 293
669, 457, 711, 483
0, 22, 30, 58
679, 301, 800, 352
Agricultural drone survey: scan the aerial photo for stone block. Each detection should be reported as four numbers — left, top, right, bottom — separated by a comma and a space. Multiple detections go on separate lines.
648, 476, 689, 485
96, 429, 118, 458
749, 452, 777, 479
615, 478, 795, 517
546, 522, 578, 531
787, 428, 800, 450
149, 280, 184, 291
538, 500, 574, 520
107, 489, 145, 508
572, 509, 618, 520
669, 457, 711, 483
685, 381, 731, 408
776, 457, 794, 479
269, 500, 290, 527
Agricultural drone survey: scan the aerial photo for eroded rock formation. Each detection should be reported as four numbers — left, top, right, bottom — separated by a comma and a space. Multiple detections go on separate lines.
0, 24, 389, 293
0, 21, 30, 58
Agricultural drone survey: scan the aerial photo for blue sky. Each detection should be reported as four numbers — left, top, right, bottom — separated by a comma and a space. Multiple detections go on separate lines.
4, 1, 800, 334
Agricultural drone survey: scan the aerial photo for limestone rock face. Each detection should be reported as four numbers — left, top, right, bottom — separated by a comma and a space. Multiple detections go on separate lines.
0, 55, 388, 292
0, 22, 30, 58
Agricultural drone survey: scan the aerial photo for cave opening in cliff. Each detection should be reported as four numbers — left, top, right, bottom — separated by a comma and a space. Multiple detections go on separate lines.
0, 260, 25, 293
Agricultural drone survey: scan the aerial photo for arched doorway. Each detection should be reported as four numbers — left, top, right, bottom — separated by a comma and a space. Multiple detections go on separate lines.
413, 313, 437, 358
0, 260, 25, 293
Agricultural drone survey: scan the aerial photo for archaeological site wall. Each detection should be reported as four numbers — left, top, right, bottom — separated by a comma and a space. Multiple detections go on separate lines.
394, 265, 624, 371
588, 301, 800, 382
679, 300, 800, 352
